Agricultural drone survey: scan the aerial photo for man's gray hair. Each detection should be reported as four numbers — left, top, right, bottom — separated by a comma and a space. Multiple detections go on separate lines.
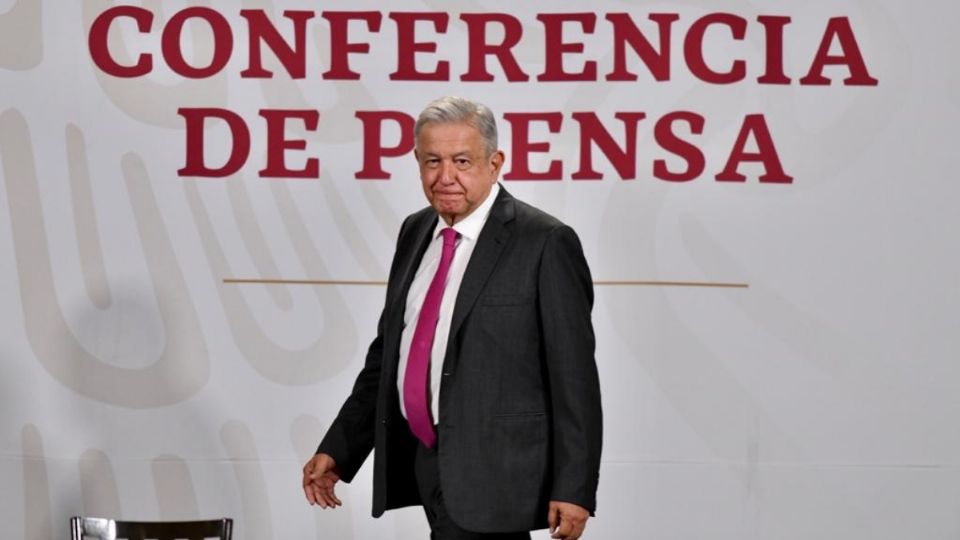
415, 96, 498, 157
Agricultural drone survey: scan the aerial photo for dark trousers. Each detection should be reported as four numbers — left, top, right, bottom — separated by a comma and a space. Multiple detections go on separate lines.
414, 442, 531, 540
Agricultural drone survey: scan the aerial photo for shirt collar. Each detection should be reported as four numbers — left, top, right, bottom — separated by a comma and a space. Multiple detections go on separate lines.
432, 182, 500, 242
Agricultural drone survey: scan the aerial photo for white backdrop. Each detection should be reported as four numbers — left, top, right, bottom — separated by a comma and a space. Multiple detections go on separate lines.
2, 1, 959, 539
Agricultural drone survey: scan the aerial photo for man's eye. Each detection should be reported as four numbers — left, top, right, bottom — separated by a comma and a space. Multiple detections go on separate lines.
425, 159, 440, 167
455, 159, 470, 168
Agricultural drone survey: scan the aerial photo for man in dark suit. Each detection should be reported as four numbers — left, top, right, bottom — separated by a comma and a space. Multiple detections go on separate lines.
302, 97, 602, 540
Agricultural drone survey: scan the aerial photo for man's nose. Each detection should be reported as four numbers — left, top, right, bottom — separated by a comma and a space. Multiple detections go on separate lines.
438, 160, 456, 183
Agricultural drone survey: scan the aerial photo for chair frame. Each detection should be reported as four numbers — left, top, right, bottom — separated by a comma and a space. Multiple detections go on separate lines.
70, 516, 232, 540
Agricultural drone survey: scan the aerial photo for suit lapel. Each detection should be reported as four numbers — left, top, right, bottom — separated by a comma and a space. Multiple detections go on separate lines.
447, 188, 516, 347
384, 211, 436, 365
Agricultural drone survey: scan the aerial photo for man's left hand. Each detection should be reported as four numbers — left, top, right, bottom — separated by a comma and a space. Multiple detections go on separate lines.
547, 500, 590, 540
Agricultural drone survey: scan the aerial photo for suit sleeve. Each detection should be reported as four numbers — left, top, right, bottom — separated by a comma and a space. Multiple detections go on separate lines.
538, 224, 603, 513
316, 216, 411, 483
315, 311, 384, 483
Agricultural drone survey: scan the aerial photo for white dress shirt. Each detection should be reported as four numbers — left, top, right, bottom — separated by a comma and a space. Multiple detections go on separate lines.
397, 183, 501, 423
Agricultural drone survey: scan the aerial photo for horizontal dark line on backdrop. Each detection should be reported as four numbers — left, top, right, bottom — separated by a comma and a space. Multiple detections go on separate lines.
223, 278, 748, 289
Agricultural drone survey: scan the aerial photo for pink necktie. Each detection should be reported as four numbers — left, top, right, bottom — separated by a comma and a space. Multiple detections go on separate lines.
404, 227, 459, 448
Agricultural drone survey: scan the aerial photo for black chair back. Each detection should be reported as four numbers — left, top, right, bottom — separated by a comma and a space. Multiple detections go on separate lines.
70, 517, 233, 540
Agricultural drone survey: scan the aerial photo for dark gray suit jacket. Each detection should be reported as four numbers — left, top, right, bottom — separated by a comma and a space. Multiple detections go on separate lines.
318, 186, 602, 533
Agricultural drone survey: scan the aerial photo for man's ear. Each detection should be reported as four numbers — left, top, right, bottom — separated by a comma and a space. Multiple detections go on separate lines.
490, 150, 505, 176
414, 148, 420, 163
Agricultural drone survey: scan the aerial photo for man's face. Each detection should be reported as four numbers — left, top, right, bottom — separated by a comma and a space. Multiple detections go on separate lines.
415, 121, 505, 225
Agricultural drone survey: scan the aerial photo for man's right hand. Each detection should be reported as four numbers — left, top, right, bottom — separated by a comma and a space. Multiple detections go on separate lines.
302, 453, 342, 508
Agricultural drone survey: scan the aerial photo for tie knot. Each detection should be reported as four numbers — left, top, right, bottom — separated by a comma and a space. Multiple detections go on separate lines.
441, 227, 458, 247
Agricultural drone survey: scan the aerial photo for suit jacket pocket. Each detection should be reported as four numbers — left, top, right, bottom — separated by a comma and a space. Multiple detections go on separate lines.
479, 294, 534, 306
493, 411, 548, 447
493, 411, 546, 419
